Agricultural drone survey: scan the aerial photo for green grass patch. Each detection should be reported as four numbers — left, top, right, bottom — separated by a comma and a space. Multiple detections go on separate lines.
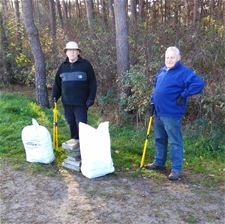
183, 137, 225, 182
110, 124, 155, 171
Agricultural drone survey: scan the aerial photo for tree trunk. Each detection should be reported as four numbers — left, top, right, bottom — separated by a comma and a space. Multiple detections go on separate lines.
13, 0, 22, 51
0, 11, 12, 85
22, 0, 49, 107
114, 0, 129, 118
165, 0, 170, 23
207, 0, 215, 26
160, 0, 164, 23
100, 0, 108, 28
33, 0, 41, 25
75, 0, 80, 18
68, 0, 72, 18
184, 0, 189, 26
193, 0, 199, 28
2, 0, 9, 17
174, 1, 179, 28
49, 0, 56, 39
49, 0, 56, 50
130, 0, 138, 64
130, 0, 137, 27
108, 0, 115, 27
96, 0, 100, 14
223, 0, 225, 24
62, 0, 68, 19
138, 0, 144, 19
114, 0, 129, 77
85, 0, 94, 30
56, 0, 64, 28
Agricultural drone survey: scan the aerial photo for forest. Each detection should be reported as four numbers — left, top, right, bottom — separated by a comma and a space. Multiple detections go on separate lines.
0, 1, 225, 222
0, 0, 224, 149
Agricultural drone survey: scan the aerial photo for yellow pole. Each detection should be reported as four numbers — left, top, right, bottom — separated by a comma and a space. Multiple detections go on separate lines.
140, 116, 153, 168
52, 101, 58, 150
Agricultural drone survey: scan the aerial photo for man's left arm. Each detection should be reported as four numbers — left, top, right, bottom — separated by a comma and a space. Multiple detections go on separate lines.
180, 70, 205, 98
86, 63, 97, 108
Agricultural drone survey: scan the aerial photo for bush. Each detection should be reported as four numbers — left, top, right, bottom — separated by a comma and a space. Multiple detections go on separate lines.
117, 65, 151, 125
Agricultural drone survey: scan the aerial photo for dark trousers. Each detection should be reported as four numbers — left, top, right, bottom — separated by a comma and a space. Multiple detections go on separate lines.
63, 105, 87, 139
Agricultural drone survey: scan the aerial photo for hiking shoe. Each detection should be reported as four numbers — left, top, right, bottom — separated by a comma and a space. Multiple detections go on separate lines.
168, 172, 181, 181
144, 163, 165, 171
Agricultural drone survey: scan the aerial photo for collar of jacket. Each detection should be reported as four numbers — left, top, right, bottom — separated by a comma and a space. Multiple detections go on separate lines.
162, 60, 182, 72
64, 56, 82, 64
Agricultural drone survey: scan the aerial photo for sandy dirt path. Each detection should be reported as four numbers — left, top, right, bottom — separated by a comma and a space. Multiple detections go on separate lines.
0, 162, 225, 224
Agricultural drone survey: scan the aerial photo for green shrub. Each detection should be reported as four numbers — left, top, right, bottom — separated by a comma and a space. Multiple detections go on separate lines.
117, 65, 151, 124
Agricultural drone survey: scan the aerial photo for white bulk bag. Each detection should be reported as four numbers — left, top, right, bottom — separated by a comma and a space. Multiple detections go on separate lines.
21, 119, 55, 164
79, 122, 115, 178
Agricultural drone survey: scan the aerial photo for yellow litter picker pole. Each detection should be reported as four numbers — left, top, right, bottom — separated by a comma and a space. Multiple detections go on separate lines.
140, 104, 155, 168
52, 100, 58, 150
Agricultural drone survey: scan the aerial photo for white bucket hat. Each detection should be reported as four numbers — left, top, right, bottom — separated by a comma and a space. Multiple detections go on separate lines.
64, 41, 81, 53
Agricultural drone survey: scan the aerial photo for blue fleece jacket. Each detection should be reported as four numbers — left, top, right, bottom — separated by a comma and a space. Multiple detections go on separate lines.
152, 61, 205, 118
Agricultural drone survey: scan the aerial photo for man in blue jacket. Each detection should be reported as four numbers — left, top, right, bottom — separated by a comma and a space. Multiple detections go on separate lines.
52, 41, 97, 148
145, 46, 204, 181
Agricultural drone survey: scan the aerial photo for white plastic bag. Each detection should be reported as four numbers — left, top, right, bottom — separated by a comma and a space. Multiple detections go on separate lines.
21, 119, 55, 164
79, 122, 115, 178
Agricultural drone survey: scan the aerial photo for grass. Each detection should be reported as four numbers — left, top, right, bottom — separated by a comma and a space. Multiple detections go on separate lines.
0, 92, 224, 183
0, 92, 66, 173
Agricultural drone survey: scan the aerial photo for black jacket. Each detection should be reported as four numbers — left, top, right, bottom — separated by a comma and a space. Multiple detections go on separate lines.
52, 57, 97, 107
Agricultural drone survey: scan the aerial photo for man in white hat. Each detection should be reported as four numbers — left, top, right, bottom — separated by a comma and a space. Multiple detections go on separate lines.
52, 41, 97, 147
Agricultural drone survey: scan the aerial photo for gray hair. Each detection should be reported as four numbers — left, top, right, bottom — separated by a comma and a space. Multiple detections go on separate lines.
165, 46, 181, 58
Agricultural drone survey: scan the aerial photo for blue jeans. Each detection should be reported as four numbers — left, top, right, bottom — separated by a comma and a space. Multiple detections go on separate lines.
153, 116, 183, 173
